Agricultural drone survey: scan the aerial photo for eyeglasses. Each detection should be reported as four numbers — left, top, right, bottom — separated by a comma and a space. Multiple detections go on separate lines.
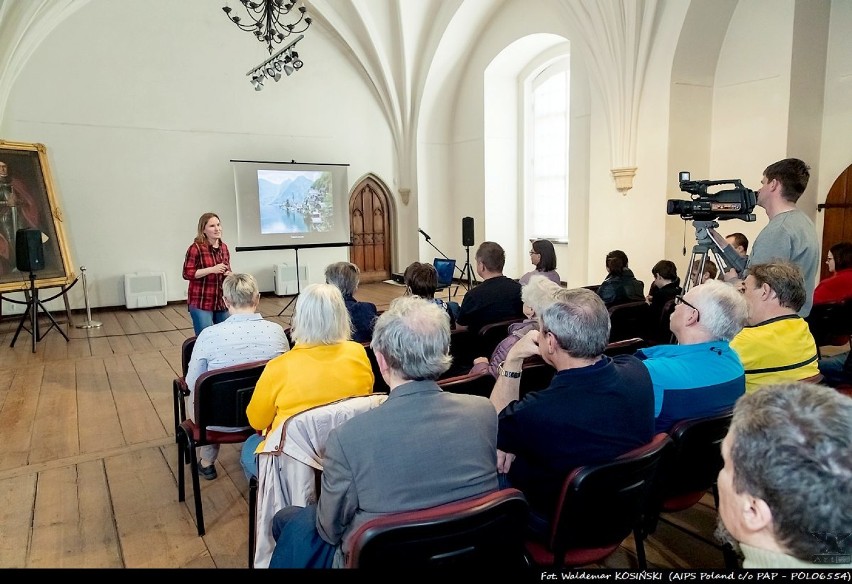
674, 295, 700, 321
529, 250, 539, 255
826, 256, 835, 262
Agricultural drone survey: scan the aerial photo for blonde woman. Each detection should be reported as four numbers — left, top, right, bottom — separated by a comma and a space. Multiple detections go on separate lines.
182, 212, 231, 334
240, 283, 374, 480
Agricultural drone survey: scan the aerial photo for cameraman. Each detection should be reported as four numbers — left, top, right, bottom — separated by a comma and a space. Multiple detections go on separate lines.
723, 158, 819, 317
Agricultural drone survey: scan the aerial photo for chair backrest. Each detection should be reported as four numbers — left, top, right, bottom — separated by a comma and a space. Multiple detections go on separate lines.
478, 318, 526, 359
362, 342, 391, 393
604, 337, 648, 356
181, 336, 197, 378
608, 301, 651, 343
193, 360, 268, 438
805, 300, 851, 348
656, 410, 733, 511
433, 257, 457, 289
542, 434, 671, 563
519, 358, 557, 398
345, 488, 529, 569
438, 371, 496, 398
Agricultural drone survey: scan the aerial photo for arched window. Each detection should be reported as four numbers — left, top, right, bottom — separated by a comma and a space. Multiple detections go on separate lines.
526, 58, 569, 241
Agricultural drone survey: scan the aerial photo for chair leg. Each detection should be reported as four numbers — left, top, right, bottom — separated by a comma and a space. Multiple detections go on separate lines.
177, 431, 186, 503
248, 476, 257, 568
188, 444, 205, 536
633, 527, 648, 569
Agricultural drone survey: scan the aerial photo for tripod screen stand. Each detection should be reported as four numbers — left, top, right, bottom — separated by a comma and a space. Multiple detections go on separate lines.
10, 271, 71, 353
277, 247, 303, 318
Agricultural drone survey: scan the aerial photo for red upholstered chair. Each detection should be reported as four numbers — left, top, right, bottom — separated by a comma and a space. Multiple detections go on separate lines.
477, 318, 526, 359
523, 433, 671, 569
171, 336, 197, 439
608, 301, 651, 343
345, 488, 529, 569
176, 359, 268, 536
642, 410, 739, 568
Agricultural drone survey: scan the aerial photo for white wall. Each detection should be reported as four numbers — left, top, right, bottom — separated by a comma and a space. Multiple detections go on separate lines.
1, 0, 395, 313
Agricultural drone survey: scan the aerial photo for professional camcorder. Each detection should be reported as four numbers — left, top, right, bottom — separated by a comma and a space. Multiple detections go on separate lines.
666, 171, 757, 222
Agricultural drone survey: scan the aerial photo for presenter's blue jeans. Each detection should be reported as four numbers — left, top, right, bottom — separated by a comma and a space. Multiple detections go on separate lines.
189, 307, 229, 336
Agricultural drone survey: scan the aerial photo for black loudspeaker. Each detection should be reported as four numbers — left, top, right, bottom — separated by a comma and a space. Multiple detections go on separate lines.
462, 216, 475, 247
15, 228, 45, 273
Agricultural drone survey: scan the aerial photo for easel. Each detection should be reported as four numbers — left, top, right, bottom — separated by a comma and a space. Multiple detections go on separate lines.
8, 272, 76, 353
277, 246, 303, 317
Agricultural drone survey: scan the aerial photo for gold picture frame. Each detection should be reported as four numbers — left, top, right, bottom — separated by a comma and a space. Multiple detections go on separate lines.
0, 140, 75, 293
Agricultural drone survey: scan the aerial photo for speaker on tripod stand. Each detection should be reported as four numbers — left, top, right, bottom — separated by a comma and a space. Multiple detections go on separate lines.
10, 228, 69, 352
459, 217, 478, 291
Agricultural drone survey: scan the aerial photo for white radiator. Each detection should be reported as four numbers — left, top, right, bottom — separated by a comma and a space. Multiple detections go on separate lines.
274, 263, 309, 296
124, 271, 167, 309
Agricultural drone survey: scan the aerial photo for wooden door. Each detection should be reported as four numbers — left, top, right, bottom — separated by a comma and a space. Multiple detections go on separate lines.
350, 176, 392, 283
819, 163, 852, 281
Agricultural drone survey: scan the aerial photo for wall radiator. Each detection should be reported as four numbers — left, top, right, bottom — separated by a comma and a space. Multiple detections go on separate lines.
124, 271, 167, 309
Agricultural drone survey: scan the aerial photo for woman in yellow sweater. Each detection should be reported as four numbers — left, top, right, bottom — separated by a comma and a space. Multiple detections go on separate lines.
240, 282, 375, 480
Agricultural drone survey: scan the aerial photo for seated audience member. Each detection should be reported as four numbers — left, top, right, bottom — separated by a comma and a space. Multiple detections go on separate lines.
716, 382, 852, 569
519, 239, 561, 285
596, 249, 645, 307
646, 259, 682, 344
489, 287, 654, 534
470, 275, 566, 378
184, 273, 290, 480
726, 232, 749, 258
813, 243, 852, 384
324, 261, 378, 342
730, 262, 819, 393
635, 280, 747, 433
240, 283, 374, 481
813, 241, 852, 305
403, 261, 460, 325
269, 296, 499, 568
690, 258, 718, 287
457, 241, 524, 334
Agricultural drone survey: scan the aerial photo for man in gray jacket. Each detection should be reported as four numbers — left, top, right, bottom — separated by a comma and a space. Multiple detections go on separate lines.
268, 296, 499, 568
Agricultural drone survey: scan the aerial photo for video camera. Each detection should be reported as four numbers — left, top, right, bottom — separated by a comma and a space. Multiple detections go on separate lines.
666, 171, 757, 222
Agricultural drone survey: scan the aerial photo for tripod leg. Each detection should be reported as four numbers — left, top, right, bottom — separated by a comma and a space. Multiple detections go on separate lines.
10, 303, 31, 348
31, 288, 38, 353
36, 299, 69, 342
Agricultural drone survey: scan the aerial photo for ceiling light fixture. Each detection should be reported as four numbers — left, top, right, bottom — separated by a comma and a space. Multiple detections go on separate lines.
245, 35, 304, 91
222, 0, 313, 55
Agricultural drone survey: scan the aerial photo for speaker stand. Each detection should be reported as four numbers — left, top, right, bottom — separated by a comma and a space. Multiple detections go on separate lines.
10, 271, 69, 353
456, 245, 477, 295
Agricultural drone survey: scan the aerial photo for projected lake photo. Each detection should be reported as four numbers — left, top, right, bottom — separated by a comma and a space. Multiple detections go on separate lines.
258, 169, 334, 234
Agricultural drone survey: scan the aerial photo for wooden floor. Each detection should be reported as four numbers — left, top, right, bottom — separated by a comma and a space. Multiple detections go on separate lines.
0, 281, 730, 569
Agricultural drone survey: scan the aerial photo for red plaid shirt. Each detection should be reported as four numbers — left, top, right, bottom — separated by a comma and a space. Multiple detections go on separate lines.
183, 241, 230, 311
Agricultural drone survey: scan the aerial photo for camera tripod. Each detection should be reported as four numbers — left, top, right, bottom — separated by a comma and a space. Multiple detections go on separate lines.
10, 270, 70, 353
683, 220, 747, 293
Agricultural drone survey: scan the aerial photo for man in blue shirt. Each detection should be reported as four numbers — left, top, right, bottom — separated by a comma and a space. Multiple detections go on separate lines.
635, 279, 747, 433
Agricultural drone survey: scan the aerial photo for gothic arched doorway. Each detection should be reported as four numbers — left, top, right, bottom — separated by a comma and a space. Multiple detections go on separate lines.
818, 163, 852, 281
350, 175, 393, 283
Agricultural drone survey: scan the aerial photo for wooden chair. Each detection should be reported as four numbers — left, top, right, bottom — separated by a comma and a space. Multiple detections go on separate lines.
176, 359, 268, 536
642, 410, 739, 568
608, 301, 651, 343
523, 433, 671, 569
345, 488, 530, 569
171, 336, 197, 440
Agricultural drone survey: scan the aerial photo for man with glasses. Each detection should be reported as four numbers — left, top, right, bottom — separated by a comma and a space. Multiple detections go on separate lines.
635, 280, 748, 432
730, 261, 820, 393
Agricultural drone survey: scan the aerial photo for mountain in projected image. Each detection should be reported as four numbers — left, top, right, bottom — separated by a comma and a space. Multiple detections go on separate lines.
258, 170, 334, 235
258, 175, 314, 206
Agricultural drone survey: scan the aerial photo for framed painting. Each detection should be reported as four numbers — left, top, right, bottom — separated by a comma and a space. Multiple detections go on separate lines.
0, 140, 75, 293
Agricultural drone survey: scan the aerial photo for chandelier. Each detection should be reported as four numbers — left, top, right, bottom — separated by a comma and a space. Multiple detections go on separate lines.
222, 0, 313, 55
247, 35, 304, 91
